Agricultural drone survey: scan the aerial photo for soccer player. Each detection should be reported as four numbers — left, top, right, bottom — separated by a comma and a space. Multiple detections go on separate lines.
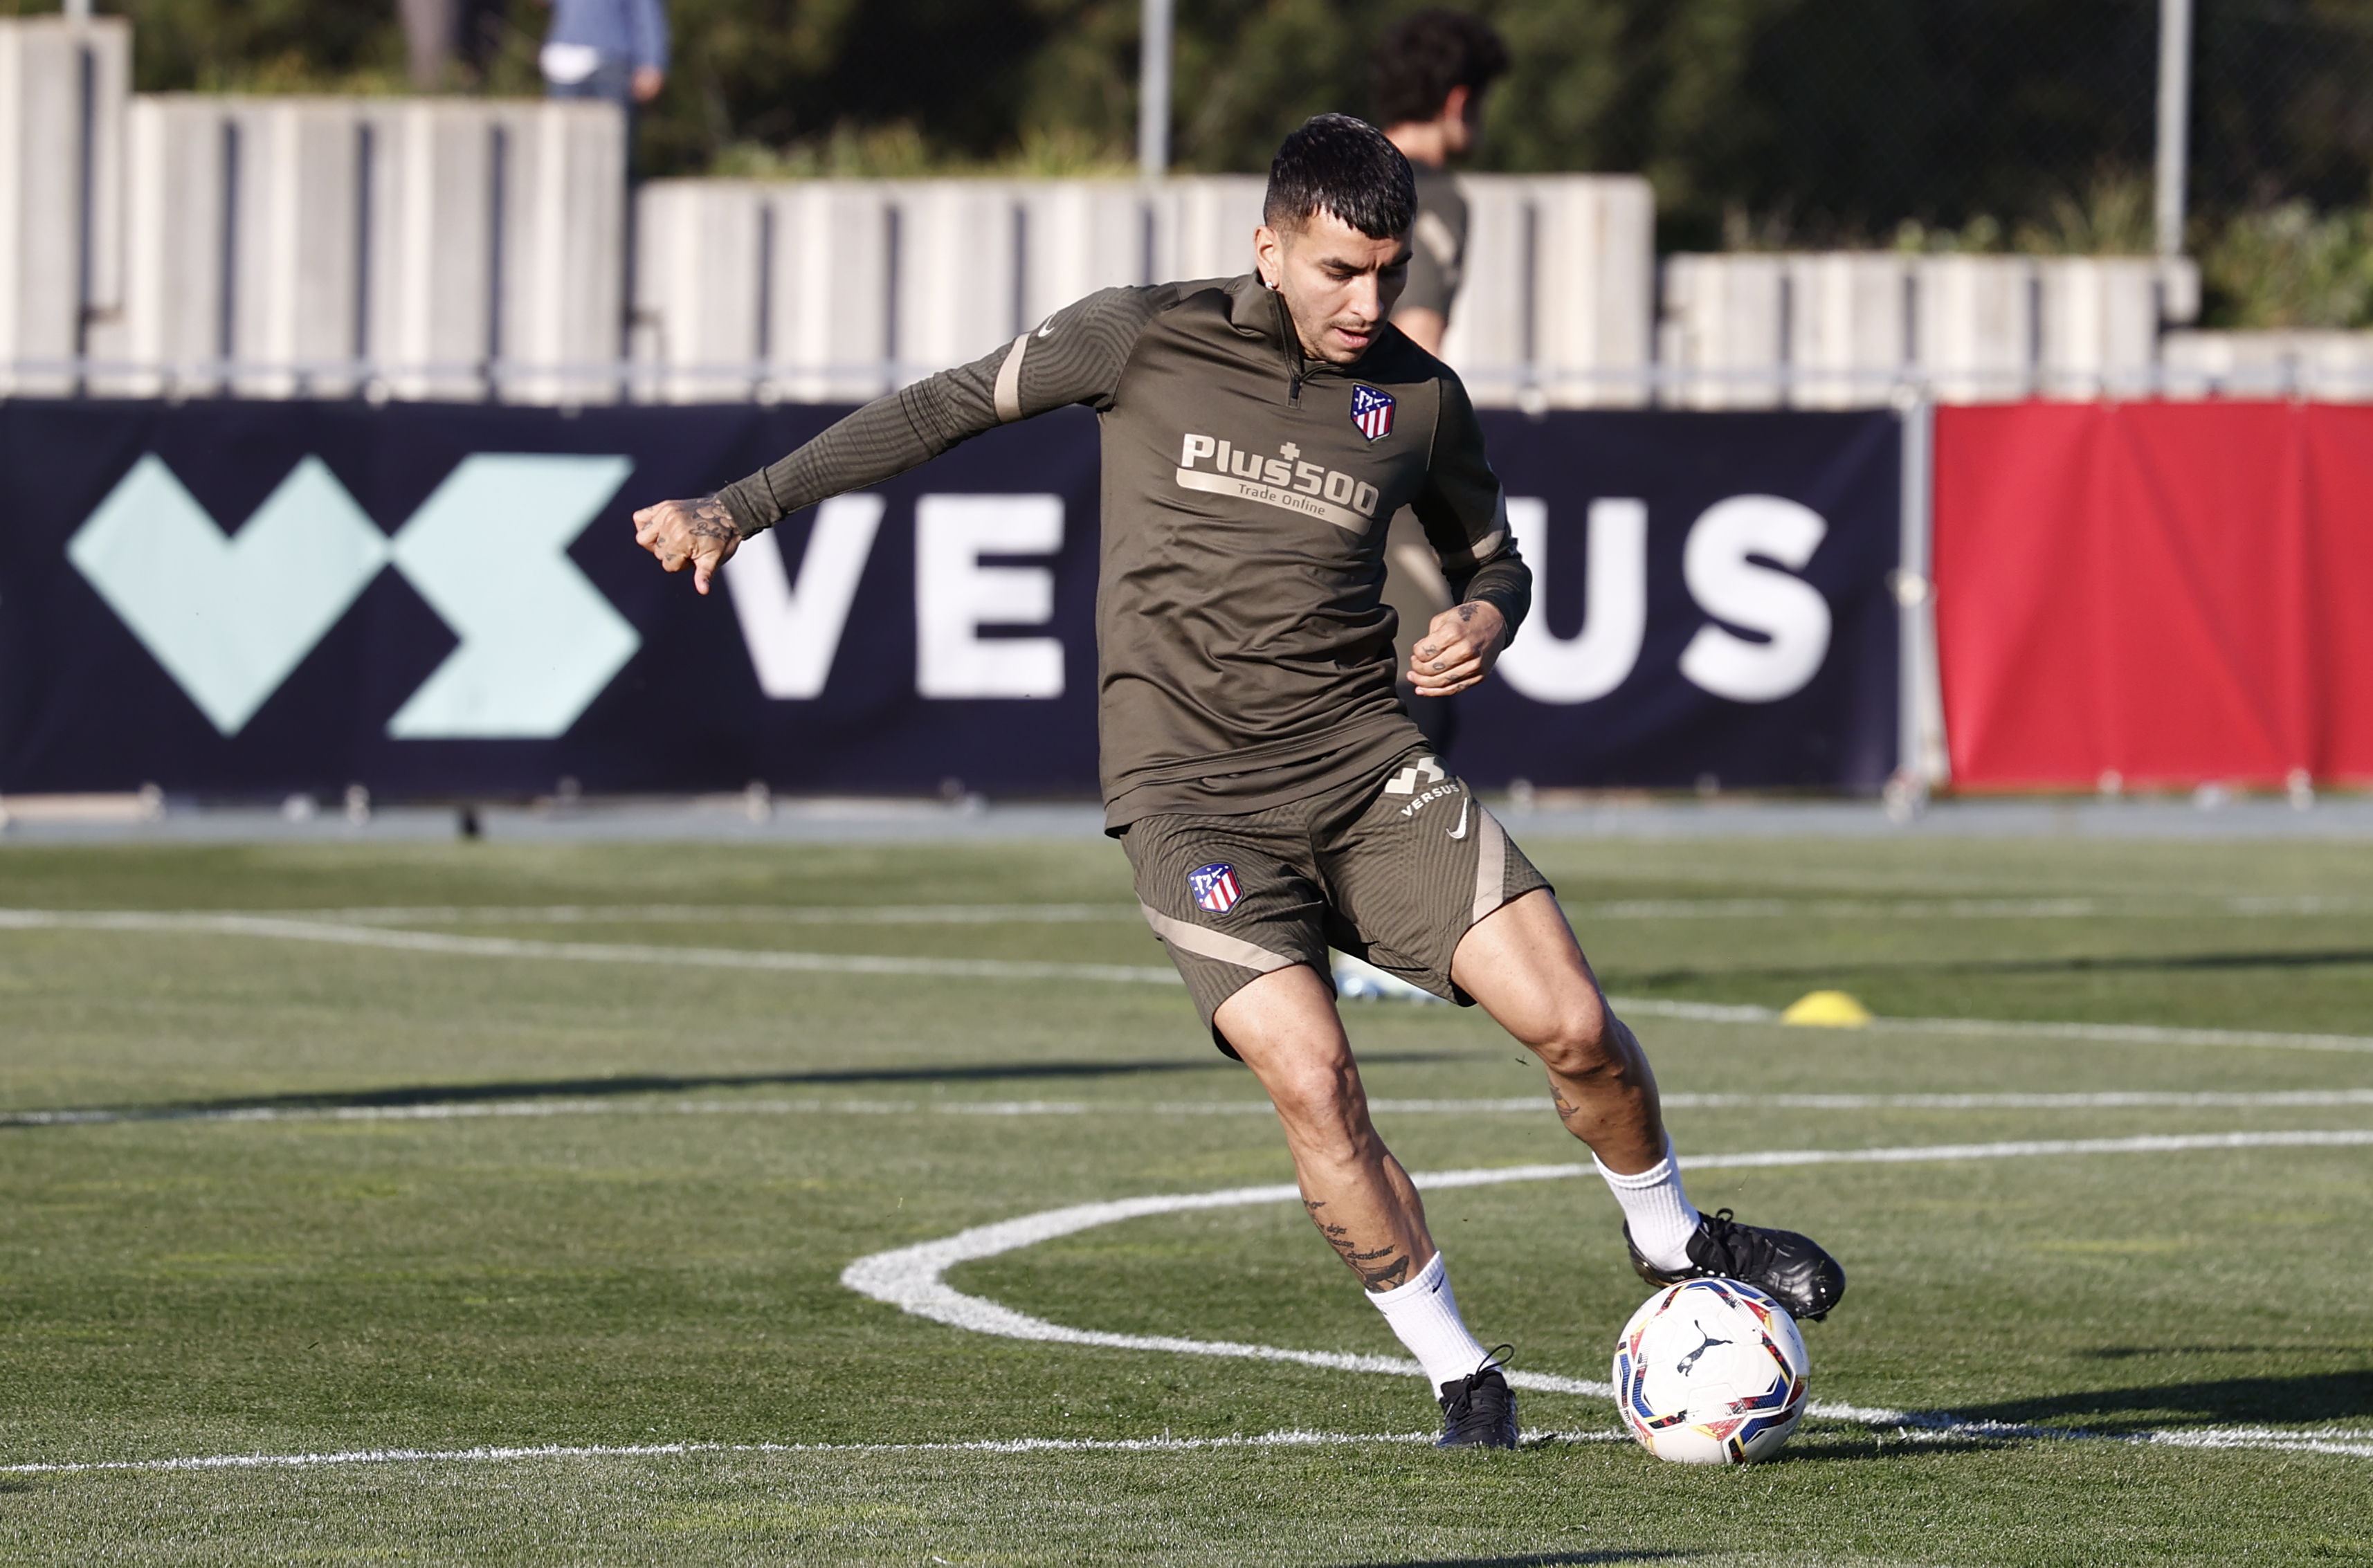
633, 114, 1844, 1450
1372, 10, 1510, 750
1373, 8, 1509, 359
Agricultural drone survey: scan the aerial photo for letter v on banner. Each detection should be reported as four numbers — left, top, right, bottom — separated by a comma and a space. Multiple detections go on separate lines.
723, 495, 885, 699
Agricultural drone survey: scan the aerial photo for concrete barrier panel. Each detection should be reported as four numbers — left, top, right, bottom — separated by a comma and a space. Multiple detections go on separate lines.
1915, 255, 2036, 404
0, 16, 129, 395
1659, 252, 1786, 409
1529, 175, 1653, 408
1787, 253, 1910, 409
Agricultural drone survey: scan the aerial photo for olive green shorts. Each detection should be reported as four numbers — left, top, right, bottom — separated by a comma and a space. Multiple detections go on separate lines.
1120, 748, 1552, 1057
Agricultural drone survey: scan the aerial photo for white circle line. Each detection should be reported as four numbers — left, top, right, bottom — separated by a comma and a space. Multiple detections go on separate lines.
839, 1131, 2373, 1445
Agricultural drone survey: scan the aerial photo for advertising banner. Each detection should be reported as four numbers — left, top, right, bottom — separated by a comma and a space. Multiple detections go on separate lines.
1935, 401, 2373, 790
0, 400, 1900, 800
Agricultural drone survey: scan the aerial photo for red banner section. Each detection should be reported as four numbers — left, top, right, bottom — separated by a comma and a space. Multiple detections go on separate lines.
1935, 401, 2373, 790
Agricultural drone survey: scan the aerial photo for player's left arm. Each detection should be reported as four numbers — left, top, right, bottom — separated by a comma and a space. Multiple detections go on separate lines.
1406, 375, 1530, 696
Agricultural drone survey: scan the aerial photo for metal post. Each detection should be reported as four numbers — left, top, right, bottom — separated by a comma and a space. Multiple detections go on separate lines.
2154, 0, 2193, 257
1888, 386, 1949, 814
1138, 0, 1172, 178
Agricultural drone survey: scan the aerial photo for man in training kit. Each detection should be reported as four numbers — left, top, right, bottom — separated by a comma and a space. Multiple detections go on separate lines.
1374, 8, 1507, 360
633, 114, 1844, 1449
1372, 10, 1509, 749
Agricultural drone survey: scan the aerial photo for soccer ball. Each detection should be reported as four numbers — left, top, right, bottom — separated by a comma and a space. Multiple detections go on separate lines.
1612, 1278, 1810, 1464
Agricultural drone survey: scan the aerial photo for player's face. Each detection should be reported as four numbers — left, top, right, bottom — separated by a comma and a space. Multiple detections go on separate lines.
1255, 210, 1412, 364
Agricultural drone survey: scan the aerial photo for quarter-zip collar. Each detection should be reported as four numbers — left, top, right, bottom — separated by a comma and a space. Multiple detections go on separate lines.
1226, 273, 1372, 407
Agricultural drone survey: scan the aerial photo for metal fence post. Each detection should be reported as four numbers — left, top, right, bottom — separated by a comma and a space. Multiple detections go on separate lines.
1138, 0, 1172, 179
2155, 0, 2193, 257
1889, 384, 1949, 814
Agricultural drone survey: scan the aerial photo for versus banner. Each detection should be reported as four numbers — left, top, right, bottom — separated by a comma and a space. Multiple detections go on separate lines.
1936, 401, 2373, 789
0, 400, 1898, 800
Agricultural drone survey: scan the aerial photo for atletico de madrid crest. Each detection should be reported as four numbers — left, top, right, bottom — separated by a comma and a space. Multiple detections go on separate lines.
1189, 862, 1243, 914
1349, 385, 1395, 441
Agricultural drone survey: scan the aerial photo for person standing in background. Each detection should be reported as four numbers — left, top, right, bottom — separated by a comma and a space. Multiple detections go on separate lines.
1374, 10, 1509, 358
538, 0, 669, 115
1371, 10, 1510, 750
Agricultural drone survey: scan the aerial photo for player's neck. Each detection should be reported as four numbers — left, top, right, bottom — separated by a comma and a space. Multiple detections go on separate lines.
1385, 120, 1450, 170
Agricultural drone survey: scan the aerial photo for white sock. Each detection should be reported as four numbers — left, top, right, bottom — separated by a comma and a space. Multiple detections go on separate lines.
1368, 1250, 1491, 1390
1596, 1139, 1702, 1273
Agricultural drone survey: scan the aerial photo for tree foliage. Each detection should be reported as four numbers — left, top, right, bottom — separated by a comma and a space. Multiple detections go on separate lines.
42, 0, 2373, 261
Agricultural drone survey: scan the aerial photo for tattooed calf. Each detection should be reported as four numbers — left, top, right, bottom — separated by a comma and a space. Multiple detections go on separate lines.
1304, 1198, 1413, 1291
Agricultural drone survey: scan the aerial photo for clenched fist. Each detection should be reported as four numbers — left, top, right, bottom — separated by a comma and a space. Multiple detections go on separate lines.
633, 494, 743, 595
1408, 600, 1507, 696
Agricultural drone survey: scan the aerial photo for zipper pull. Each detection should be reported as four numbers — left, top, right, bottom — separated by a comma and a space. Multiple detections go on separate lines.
1289, 369, 1302, 408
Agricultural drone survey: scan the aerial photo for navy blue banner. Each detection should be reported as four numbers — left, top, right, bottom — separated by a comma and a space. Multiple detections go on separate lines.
0, 401, 1895, 800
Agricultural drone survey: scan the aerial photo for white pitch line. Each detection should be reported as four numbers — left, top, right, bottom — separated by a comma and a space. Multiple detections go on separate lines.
16, 1416, 2371, 1479
8, 1419, 2369, 1479
9, 1088, 2373, 1131
839, 1131, 2373, 1454
227, 904, 1144, 928
6, 906, 2372, 1053
0, 1428, 1602, 1475
0, 909, 1179, 987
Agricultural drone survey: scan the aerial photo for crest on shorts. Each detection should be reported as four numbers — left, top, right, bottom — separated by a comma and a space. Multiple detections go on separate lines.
1188, 862, 1242, 914
1349, 385, 1395, 441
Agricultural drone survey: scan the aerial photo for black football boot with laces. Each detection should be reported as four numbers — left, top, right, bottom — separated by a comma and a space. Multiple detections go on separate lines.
1435, 1345, 1520, 1449
1625, 1208, 1846, 1321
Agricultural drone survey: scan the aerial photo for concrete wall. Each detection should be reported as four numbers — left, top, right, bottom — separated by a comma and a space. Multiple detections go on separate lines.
1659, 251, 2203, 407
631, 172, 1653, 409
100, 94, 623, 402
0, 16, 129, 396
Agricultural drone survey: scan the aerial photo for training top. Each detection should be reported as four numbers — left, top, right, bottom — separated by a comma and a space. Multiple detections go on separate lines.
716, 273, 1531, 830
1400, 169, 1469, 322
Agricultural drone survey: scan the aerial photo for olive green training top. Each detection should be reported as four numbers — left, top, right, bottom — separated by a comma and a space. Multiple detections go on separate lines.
716, 272, 1531, 832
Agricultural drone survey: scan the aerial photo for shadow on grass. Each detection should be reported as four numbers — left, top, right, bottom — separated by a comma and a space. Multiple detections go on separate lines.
1615, 945, 2373, 994
1940, 1369, 2373, 1430
1336, 1554, 1690, 1567
0, 1051, 1478, 1126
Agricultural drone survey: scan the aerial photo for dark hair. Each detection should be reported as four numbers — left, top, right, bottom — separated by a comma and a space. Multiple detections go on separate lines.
1263, 113, 1417, 240
1372, 9, 1510, 128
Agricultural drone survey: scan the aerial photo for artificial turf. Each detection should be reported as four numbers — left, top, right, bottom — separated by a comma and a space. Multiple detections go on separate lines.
0, 833, 2367, 1565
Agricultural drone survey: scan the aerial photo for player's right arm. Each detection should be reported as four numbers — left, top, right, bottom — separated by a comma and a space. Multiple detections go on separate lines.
633, 286, 1162, 593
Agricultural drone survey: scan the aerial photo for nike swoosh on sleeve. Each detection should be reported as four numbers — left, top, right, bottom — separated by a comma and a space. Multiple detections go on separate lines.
1448, 796, 1471, 839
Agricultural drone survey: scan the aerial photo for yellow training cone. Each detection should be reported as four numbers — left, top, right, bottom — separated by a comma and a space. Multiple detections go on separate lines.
1781, 990, 1873, 1028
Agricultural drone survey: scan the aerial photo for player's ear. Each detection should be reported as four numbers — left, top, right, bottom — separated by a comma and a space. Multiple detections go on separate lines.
1253, 224, 1285, 289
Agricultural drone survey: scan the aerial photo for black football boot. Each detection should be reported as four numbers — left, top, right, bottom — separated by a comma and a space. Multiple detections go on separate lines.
1436, 1346, 1520, 1449
1625, 1208, 1846, 1321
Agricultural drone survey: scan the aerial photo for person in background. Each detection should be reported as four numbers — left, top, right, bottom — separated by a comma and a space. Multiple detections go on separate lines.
1374, 9, 1509, 358
538, 0, 669, 113
1371, 10, 1511, 751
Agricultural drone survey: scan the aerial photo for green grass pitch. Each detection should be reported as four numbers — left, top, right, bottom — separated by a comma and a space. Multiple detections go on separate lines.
1, 832, 2368, 1565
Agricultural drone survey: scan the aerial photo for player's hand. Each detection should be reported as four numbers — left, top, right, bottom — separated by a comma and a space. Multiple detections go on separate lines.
632, 494, 742, 595
1409, 601, 1507, 696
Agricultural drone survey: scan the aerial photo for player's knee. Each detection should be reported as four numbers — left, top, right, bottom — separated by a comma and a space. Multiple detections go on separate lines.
1267, 1059, 1374, 1164
1529, 996, 1627, 1082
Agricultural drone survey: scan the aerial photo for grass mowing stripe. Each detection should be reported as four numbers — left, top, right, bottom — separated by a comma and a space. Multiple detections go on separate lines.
9, 907, 2373, 1052
10, 1089, 2373, 1129
844, 1131, 2373, 1437
7, 1424, 2369, 1479
25, 893, 2373, 924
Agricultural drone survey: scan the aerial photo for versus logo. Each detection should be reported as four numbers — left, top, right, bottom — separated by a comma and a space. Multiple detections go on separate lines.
66, 453, 637, 739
